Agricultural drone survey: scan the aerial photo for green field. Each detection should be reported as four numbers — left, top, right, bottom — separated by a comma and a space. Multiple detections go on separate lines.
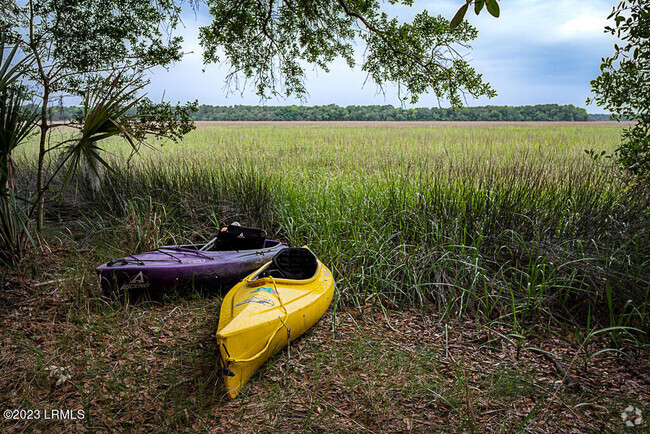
4, 122, 650, 431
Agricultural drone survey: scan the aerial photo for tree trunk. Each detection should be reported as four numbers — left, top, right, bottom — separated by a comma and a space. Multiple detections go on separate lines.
35, 88, 49, 231
29, 0, 50, 233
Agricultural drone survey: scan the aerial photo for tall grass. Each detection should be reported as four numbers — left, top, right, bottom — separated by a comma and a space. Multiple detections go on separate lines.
14, 123, 650, 339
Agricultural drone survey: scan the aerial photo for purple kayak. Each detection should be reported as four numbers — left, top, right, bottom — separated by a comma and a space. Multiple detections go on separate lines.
96, 225, 288, 299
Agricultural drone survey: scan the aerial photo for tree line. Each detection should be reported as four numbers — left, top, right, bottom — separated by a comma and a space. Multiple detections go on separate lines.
48, 103, 600, 122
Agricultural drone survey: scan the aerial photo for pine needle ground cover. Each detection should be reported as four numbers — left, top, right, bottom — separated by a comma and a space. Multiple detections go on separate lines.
3, 122, 649, 431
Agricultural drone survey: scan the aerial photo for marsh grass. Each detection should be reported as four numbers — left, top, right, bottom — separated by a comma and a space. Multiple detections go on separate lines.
13, 123, 650, 341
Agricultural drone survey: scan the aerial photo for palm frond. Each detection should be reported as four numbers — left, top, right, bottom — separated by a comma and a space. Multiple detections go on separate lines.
0, 36, 37, 264
0, 38, 30, 91
60, 71, 149, 193
0, 86, 39, 155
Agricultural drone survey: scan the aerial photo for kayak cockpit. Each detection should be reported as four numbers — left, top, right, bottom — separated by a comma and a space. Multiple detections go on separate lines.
253, 247, 319, 280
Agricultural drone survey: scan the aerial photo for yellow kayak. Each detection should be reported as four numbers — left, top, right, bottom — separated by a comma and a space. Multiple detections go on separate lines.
216, 247, 335, 398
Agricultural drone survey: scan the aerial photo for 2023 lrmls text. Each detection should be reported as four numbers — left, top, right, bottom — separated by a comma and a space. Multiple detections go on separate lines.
3, 409, 85, 420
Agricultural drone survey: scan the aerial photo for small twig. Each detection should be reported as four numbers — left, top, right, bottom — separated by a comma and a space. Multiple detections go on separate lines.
329, 406, 378, 433
32, 278, 70, 288
529, 348, 580, 390
160, 306, 181, 322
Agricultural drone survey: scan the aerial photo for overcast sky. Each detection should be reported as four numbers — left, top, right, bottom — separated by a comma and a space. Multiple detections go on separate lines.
144, 0, 616, 111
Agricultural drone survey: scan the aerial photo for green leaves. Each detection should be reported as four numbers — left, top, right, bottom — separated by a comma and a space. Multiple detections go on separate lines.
133, 98, 198, 143
590, 0, 650, 183
59, 72, 197, 194
0, 36, 38, 192
2, 0, 193, 231
475, 0, 484, 15
0, 41, 29, 91
202, 0, 496, 106
485, 0, 500, 18
2, 0, 186, 95
450, 0, 499, 29
0, 37, 37, 264
59, 72, 144, 193
450, 3, 469, 29
0, 38, 38, 167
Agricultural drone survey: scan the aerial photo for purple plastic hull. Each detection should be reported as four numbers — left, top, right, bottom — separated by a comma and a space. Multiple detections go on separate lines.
96, 240, 288, 295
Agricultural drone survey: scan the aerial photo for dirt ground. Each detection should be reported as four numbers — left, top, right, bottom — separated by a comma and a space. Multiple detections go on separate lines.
1, 275, 648, 432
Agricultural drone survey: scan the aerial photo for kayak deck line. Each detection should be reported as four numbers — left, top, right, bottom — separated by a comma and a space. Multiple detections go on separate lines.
223, 276, 290, 365
96, 225, 288, 299
106, 246, 280, 267
157, 247, 215, 260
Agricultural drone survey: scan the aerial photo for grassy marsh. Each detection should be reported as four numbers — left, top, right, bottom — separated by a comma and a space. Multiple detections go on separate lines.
19, 122, 647, 329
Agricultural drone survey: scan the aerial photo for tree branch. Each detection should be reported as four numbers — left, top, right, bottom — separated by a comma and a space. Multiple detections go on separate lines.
335, 0, 450, 75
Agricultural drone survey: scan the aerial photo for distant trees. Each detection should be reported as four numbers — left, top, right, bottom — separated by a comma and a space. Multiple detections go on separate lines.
179, 104, 590, 122
44, 103, 593, 122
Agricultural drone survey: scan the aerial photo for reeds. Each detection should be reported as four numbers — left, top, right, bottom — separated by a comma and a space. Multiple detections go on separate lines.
15, 123, 650, 342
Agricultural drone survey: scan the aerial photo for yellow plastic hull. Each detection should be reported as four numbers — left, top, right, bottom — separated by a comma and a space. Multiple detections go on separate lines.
216, 255, 334, 398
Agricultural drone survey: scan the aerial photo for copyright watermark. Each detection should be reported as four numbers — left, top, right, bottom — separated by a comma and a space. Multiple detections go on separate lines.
3, 409, 85, 421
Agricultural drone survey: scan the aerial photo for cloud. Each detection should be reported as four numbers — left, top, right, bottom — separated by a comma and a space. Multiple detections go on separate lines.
450, 0, 616, 108
463, 0, 614, 44
556, 14, 609, 41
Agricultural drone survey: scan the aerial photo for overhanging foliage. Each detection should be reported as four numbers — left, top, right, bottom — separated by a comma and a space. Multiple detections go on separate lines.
590, 0, 650, 182
200, 0, 496, 106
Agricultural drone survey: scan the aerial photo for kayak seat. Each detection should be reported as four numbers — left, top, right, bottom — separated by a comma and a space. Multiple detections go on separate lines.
204, 225, 267, 251
270, 248, 318, 280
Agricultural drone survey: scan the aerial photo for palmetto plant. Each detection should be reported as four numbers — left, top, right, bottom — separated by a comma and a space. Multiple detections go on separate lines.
0, 42, 28, 171
0, 37, 38, 265
1, 44, 149, 265
54, 71, 195, 195
58, 72, 148, 193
